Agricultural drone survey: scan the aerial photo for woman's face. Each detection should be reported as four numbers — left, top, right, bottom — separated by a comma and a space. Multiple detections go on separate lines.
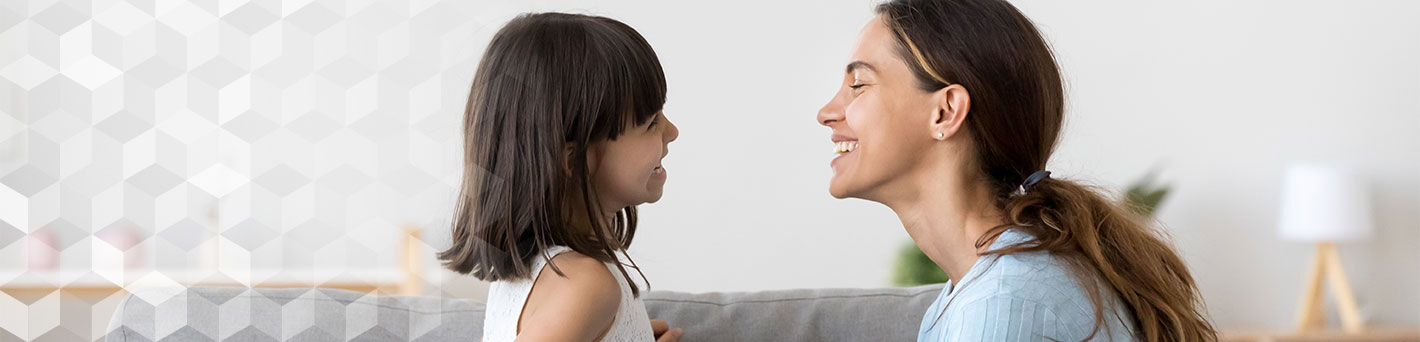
590, 111, 679, 210
817, 16, 944, 201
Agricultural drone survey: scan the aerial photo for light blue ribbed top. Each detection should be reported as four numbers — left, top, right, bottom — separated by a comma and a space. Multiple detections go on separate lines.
917, 229, 1137, 341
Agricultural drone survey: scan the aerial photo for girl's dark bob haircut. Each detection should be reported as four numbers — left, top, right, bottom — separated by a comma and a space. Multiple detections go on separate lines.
438, 12, 666, 296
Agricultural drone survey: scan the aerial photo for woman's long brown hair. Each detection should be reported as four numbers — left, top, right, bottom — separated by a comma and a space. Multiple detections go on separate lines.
876, 0, 1218, 340
438, 12, 665, 296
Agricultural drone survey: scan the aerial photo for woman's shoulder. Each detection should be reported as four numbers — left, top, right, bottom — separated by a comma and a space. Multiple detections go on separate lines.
943, 249, 1134, 340
967, 231, 1092, 303
965, 248, 1097, 315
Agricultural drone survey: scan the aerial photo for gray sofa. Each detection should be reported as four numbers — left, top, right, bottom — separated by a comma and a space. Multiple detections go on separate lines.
105, 284, 943, 341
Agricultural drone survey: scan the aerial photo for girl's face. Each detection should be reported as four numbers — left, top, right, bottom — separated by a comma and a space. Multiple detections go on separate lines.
817, 16, 944, 201
589, 111, 679, 210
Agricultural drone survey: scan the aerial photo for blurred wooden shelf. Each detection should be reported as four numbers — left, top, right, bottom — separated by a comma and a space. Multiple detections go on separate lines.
0, 269, 408, 296
1, 226, 430, 297
1224, 329, 1420, 342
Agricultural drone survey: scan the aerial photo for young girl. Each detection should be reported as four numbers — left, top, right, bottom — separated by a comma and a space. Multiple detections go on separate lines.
438, 13, 682, 342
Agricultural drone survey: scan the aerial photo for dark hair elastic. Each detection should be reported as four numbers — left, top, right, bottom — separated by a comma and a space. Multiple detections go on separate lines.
1021, 170, 1051, 193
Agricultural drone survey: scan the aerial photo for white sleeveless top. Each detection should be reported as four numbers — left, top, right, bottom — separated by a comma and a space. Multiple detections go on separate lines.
482, 246, 655, 342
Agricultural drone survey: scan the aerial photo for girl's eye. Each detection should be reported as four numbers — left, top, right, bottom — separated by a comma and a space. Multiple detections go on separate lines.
849, 84, 866, 90
646, 116, 659, 130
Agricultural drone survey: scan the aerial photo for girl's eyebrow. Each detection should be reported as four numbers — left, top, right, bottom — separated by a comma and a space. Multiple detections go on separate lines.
845, 60, 876, 74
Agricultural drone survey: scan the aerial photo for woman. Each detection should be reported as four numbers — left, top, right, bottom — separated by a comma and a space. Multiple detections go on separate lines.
817, 0, 1217, 340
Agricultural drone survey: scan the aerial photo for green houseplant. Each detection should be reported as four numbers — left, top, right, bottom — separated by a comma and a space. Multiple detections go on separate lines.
891, 171, 1171, 286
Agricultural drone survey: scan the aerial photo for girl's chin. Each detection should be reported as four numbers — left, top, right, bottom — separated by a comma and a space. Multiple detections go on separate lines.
641, 183, 665, 203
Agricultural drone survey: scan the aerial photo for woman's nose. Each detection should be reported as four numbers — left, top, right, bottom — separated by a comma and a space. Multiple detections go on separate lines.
818, 96, 845, 127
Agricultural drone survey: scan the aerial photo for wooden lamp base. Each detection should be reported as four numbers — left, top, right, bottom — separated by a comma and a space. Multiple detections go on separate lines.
1295, 242, 1364, 333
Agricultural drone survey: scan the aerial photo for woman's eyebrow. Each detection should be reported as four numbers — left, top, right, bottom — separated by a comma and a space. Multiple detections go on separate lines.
845, 60, 876, 74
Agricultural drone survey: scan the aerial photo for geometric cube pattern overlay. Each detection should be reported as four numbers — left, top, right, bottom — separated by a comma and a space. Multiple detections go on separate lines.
104, 287, 482, 342
1, 0, 524, 340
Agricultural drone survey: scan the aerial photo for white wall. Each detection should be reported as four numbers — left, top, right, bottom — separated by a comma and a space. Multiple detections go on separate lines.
606, 0, 1420, 330
1022, 1, 1420, 329
2, 0, 1415, 333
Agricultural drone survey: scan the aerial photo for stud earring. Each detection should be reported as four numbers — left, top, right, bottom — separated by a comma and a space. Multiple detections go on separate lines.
935, 132, 945, 140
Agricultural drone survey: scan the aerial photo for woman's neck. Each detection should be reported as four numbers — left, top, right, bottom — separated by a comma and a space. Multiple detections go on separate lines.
884, 167, 1004, 283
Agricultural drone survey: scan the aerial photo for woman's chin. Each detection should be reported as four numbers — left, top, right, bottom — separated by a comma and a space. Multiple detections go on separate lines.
827, 179, 855, 199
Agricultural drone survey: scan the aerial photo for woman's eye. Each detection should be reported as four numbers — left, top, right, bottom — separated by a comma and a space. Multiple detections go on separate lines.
849, 84, 866, 89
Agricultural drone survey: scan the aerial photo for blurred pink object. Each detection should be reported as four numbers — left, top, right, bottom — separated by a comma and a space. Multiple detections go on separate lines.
97, 225, 144, 269
26, 229, 58, 270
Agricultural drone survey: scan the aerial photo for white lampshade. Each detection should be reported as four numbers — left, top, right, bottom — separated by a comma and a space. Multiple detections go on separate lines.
1277, 164, 1374, 242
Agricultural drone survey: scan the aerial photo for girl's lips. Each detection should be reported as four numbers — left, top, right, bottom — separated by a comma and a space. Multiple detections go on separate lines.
651, 166, 667, 179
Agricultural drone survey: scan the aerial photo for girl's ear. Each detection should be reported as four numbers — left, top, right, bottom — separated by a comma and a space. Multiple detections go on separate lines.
565, 142, 602, 177
563, 143, 576, 177
929, 84, 971, 141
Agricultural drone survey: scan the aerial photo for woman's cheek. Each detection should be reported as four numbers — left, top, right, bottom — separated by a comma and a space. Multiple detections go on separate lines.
845, 100, 871, 130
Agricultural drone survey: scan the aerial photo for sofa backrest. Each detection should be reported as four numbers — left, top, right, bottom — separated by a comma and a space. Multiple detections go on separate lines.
106, 284, 944, 341
645, 284, 943, 341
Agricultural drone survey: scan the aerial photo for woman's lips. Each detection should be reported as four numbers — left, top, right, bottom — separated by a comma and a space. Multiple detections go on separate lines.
831, 147, 856, 169
833, 140, 859, 154
831, 136, 859, 169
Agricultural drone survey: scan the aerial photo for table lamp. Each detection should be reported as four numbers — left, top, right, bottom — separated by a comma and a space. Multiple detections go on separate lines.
1277, 163, 1371, 333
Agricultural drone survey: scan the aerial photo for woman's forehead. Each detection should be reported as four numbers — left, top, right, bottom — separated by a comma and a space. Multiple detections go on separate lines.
849, 17, 904, 77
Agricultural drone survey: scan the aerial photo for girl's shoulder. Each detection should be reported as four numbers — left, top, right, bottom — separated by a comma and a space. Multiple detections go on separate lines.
536, 250, 622, 302
513, 250, 623, 340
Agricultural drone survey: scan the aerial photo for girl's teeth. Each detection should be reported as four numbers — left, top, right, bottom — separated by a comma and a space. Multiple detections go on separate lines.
834, 141, 859, 154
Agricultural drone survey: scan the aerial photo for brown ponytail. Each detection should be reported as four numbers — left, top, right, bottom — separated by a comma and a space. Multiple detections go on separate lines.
876, 0, 1218, 340
985, 178, 1216, 341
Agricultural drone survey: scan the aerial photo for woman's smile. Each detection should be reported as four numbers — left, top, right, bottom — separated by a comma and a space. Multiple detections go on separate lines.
830, 134, 859, 169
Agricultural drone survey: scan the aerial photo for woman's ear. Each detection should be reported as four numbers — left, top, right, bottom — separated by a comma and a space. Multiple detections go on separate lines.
929, 84, 970, 141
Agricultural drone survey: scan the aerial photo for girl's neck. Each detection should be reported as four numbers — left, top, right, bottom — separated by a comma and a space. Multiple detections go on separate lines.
884, 166, 1004, 284
564, 191, 621, 242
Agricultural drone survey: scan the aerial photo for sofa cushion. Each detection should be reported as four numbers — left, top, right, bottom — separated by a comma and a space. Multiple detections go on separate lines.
644, 284, 944, 342
106, 287, 482, 341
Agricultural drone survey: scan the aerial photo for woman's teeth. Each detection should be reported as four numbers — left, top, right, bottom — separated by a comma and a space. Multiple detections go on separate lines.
834, 141, 859, 154
652, 166, 665, 174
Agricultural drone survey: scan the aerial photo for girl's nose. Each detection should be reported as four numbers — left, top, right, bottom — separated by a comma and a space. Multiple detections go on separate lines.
663, 116, 679, 143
